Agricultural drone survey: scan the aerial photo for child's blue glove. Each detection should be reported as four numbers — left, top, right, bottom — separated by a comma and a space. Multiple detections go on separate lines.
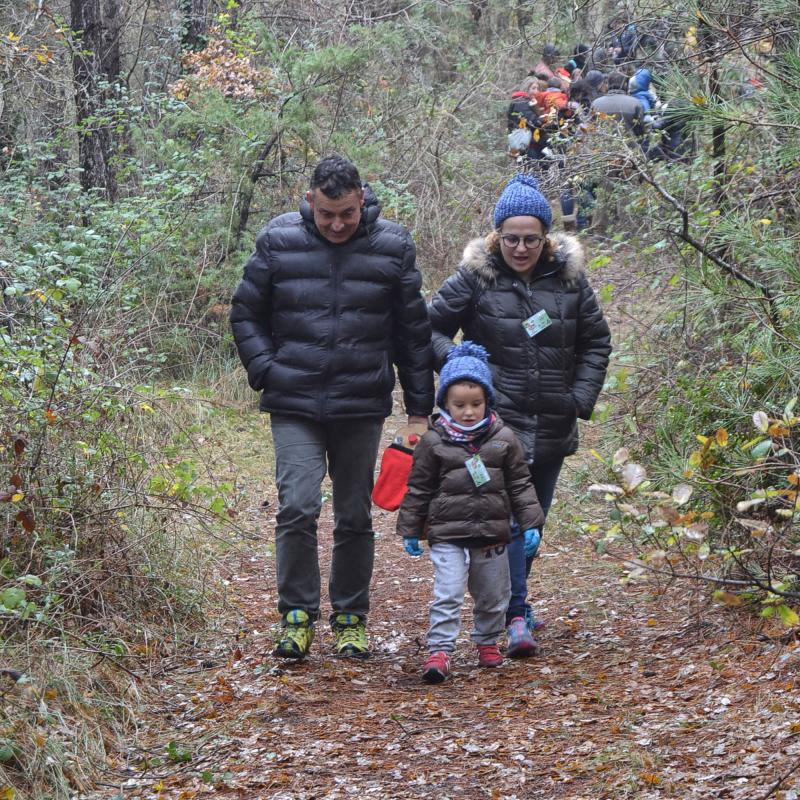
523, 528, 541, 558
403, 537, 423, 557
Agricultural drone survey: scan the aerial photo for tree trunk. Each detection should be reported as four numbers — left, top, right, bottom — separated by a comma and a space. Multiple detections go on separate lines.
696, 5, 726, 206
181, 0, 208, 53
70, 0, 121, 200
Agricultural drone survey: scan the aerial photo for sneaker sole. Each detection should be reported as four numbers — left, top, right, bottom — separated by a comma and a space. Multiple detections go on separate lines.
507, 644, 539, 659
336, 647, 370, 659
272, 646, 309, 659
422, 668, 449, 684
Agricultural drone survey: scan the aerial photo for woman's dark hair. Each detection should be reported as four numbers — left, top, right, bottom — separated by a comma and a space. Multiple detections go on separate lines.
310, 156, 362, 198
569, 78, 597, 107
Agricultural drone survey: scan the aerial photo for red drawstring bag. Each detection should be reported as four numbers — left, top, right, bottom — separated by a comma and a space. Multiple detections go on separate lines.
371, 431, 422, 511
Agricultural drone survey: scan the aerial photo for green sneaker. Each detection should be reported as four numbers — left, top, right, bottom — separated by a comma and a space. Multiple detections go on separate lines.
332, 613, 370, 659
273, 609, 314, 659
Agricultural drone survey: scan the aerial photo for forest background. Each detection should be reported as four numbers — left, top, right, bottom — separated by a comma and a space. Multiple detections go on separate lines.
1, 0, 799, 796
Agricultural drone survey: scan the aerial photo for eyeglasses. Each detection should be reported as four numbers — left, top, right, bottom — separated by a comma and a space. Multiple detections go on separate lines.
500, 234, 545, 249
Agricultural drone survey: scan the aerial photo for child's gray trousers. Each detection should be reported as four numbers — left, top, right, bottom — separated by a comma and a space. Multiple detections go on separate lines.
427, 542, 511, 653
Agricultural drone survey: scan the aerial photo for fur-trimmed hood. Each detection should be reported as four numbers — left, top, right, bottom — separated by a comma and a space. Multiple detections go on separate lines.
460, 233, 586, 289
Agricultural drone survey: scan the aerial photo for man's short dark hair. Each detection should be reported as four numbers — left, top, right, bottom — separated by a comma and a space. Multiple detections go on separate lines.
310, 156, 362, 198
607, 71, 628, 91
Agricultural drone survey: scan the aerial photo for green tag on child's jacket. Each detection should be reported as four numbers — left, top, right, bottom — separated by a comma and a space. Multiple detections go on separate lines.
465, 454, 490, 487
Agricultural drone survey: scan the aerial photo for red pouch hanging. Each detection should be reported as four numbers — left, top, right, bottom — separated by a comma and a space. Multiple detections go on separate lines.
371, 443, 414, 511
371, 428, 423, 511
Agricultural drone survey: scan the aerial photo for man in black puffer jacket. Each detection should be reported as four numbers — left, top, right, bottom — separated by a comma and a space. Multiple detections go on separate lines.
230, 156, 434, 660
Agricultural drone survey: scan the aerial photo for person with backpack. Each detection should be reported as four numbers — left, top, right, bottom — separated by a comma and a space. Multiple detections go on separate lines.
591, 70, 647, 138
629, 68, 659, 114
427, 174, 611, 655
506, 79, 549, 165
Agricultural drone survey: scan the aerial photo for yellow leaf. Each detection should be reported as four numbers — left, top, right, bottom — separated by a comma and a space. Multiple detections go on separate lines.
640, 772, 661, 785
139, 403, 155, 413
696, 434, 709, 444
715, 428, 729, 447
691, 95, 706, 105
759, 218, 772, 225
646, 618, 658, 627
589, 449, 606, 463
713, 590, 744, 606
11, 493, 24, 503
778, 605, 800, 627
768, 423, 791, 437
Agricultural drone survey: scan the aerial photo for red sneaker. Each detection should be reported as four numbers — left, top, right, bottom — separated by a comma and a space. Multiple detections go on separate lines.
422, 651, 451, 683
477, 644, 503, 668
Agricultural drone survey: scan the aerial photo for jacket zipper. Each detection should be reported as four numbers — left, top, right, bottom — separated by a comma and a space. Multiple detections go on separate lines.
320, 258, 342, 418
523, 270, 559, 461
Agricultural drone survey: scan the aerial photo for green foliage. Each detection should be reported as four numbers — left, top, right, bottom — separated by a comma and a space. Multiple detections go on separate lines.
584, 6, 800, 628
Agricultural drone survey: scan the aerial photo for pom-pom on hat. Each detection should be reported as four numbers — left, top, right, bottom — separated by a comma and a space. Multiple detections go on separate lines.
437, 341, 495, 408
493, 173, 553, 231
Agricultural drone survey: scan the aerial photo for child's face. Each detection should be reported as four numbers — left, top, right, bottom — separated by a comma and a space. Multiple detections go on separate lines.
445, 382, 486, 426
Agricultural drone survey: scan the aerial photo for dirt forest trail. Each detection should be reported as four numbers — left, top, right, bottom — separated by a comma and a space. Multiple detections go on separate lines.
100, 442, 800, 799
95, 257, 800, 800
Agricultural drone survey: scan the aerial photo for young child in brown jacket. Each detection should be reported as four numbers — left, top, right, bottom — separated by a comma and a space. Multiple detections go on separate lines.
397, 342, 544, 683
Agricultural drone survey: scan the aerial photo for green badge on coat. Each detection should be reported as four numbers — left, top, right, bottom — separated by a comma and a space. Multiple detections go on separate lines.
522, 309, 552, 337
465, 454, 490, 487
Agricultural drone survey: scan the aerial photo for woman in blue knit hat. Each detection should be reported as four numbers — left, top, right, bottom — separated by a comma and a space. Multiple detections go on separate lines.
397, 342, 544, 683
428, 174, 611, 657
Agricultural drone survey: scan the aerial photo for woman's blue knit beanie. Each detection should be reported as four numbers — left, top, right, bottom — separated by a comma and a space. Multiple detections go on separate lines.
493, 173, 553, 230
437, 341, 495, 408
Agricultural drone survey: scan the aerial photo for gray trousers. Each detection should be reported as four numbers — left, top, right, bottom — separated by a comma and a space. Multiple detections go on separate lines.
270, 413, 384, 622
427, 542, 511, 652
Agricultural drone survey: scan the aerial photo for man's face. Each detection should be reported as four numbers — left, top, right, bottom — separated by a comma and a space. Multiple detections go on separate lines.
307, 188, 364, 244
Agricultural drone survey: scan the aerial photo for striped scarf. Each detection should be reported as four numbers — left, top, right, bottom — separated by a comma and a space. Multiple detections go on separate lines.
435, 410, 496, 444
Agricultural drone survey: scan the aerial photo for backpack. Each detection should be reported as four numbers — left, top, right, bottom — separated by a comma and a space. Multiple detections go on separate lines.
507, 126, 532, 156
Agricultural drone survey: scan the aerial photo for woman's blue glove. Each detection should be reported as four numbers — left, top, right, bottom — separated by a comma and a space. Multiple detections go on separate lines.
523, 528, 541, 558
403, 537, 423, 557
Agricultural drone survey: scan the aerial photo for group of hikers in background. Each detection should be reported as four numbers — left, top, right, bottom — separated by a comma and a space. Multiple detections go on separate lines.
506, 27, 711, 230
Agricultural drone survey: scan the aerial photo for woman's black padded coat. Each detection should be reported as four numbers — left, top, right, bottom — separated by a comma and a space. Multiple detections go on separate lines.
428, 234, 611, 463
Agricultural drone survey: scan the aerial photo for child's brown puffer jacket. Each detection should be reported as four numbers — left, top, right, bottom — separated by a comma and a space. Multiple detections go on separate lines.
397, 415, 544, 548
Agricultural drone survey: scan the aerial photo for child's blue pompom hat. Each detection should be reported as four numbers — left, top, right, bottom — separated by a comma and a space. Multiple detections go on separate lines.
493, 173, 553, 231
437, 341, 495, 408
